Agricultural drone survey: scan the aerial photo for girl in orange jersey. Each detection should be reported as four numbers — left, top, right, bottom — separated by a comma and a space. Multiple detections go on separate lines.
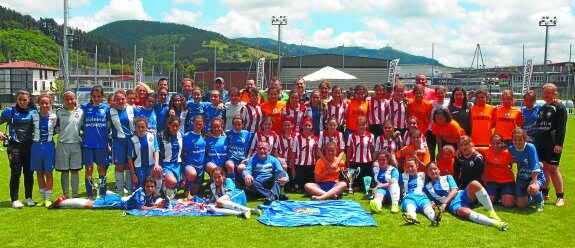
469, 90, 495, 147
395, 129, 430, 172
493, 90, 523, 146
345, 84, 369, 140
260, 86, 286, 133
475, 134, 515, 207
432, 108, 465, 149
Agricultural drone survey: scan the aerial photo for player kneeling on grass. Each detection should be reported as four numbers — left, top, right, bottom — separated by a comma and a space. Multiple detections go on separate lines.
425, 162, 508, 231
304, 142, 346, 200
127, 117, 160, 190
49, 176, 164, 210
399, 158, 441, 226
509, 128, 546, 211
207, 167, 261, 219
369, 151, 400, 214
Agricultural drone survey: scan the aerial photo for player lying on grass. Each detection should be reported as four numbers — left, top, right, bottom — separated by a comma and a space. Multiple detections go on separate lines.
399, 158, 442, 226
425, 162, 508, 231
207, 167, 261, 219
49, 176, 164, 210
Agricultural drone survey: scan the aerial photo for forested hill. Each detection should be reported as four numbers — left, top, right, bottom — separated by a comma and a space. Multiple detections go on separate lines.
236, 37, 442, 66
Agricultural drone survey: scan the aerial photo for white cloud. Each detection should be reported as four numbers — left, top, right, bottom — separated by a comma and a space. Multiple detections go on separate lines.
163, 9, 203, 25
68, 0, 152, 31
0, 0, 90, 16
210, 11, 261, 38
172, 0, 203, 4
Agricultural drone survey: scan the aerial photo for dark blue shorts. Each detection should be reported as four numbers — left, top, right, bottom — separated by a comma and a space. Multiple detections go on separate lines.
485, 182, 515, 200
82, 147, 110, 166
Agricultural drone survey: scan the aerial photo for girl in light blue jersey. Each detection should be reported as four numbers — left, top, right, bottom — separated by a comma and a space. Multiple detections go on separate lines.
224, 115, 252, 181
127, 117, 160, 190
107, 90, 139, 194
182, 115, 207, 196
81, 85, 110, 199
158, 116, 183, 190
31, 94, 58, 207
369, 151, 400, 214
425, 162, 508, 231
399, 158, 441, 226
207, 167, 260, 218
138, 93, 158, 134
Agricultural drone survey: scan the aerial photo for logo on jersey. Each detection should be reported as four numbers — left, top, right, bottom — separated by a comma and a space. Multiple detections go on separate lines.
547, 112, 552, 117
273, 108, 278, 113
177, 132, 182, 139
469, 161, 475, 167
505, 113, 510, 117
75, 113, 79, 118
100, 109, 106, 115
88, 108, 93, 111
148, 137, 153, 143
479, 112, 484, 116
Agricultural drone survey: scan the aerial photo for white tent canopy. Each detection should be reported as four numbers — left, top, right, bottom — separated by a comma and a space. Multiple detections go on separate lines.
302, 66, 358, 81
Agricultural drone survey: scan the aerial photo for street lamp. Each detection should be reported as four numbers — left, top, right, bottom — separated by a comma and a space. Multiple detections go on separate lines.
539, 16, 557, 84
272, 16, 287, 80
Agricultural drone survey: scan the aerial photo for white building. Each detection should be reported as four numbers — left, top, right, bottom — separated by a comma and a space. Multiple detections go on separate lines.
0, 60, 59, 103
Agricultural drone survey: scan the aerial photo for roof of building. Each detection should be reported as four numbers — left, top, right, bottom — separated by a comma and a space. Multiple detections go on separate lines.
0, 60, 59, 71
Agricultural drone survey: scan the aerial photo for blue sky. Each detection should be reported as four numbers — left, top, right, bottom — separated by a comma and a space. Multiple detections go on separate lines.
1, 0, 574, 67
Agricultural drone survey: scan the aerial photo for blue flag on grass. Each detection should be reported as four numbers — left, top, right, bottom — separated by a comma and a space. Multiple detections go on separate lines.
258, 200, 377, 227
126, 196, 222, 217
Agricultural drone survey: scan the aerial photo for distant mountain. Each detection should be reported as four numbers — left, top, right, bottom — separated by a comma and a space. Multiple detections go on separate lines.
236, 37, 442, 65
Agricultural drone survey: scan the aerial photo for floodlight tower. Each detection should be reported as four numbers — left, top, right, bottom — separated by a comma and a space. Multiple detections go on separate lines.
272, 16, 287, 80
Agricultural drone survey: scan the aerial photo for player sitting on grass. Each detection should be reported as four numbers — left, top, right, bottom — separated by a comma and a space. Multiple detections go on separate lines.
207, 167, 261, 219
425, 162, 508, 231
369, 151, 400, 214
49, 176, 164, 210
304, 141, 346, 200
399, 158, 442, 226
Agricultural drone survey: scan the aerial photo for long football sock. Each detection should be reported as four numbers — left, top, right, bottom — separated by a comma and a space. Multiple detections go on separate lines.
61, 171, 70, 197
406, 204, 417, 220
59, 198, 89, 209
423, 205, 436, 221
222, 201, 249, 212
45, 190, 53, 200
372, 167, 380, 184
85, 178, 93, 197
115, 171, 124, 193
39, 188, 46, 200
389, 183, 400, 203
475, 188, 493, 211
71, 173, 79, 197
469, 211, 495, 226
99, 176, 107, 197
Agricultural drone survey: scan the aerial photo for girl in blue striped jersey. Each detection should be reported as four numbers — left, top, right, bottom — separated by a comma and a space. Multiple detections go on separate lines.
137, 93, 158, 134
182, 115, 207, 195
31, 94, 58, 207
224, 115, 252, 181
127, 117, 160, 190
81, 85, 110, 199
107, 90, 139, 194
185, 87, 209, 133
158, 116, 183, 190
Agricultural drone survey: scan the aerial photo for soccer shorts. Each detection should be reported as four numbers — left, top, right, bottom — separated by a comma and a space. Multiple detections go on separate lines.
184, 163, 205, 185
536, 146, 562, 166
112, 138, 130, 166
55, 142, 82, 171
449, 190, 479, 214
134, 166, 154, 189
82, 147, 110, 166
515, 178, 545, 197
31, 142, 55, 172
93, 193, 127, 209
401, 193, 431, 212
375, 188, 392, 201
318, 181, 337, 192
485, 182, 515, 200
161, 162, 182, 185
228, 188, 247, 206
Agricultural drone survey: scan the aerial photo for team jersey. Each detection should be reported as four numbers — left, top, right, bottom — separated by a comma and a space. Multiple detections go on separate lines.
399, 172, 426, 196
406, 87, 436, 101
346, 99, 368, 131
205, 135, 228, 165
0, 106, 34, 143
346, 131, 374, 163
282, 103, 307, 132
454, 150, 484, 188
274, 132, 297, 159
182, 131, 206, 166
240, 90, 250, 103
260, 101, 285, 133
240, 103, 263, 133
407, 99, 432, 134
428, 100, 446, 130
493, 106, 523, 140
128, 132, 159, 168
108, 106, 138, 139
509, 143, 542, 181
31, 110, 57, 142
395, 145, 431, 172
202, 89, 229, 103
470, 104, 495, 146
425, 175, 458, 204
137, 108, 157, 134
250, 131, 276, 153
384, 99, 408, 129
431, 120, 465, 144
448, 104, 471, 135
402, 131, 428, 148
376, 165, 399, 185
437, 156, 454, 176
291, 134, 318, 166
224, 102, 245, 131
154, 100, 170, 132
210, 178, 236, 199
533, 102, 567, 147
56, 108, 84, 143
375, 135, 402, 154
521, 104, 541, 138
305, 104, 325, 136
123, 187, 159, 210
326, 100, 348, 127
225, 129, 252, 162
158, 131, 183, 163
242, 155, 287, 182
367, 97, 386, 125
186, 101, 209, 132
314, 159, 345, 182
317, 130, 345, 151
173, 109, 188, 134
81, 102, 109, 148
475, 147, 514, 184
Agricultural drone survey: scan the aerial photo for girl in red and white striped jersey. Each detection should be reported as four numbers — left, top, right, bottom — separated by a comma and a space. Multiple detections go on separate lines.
247, 116, 276, 158
367, 84, 387, 138
346, 116, 375, 192
403, 116, 428, 149
326, 86, 348, 132
384, 82, 409, 136
374, 120, 401, 165
290, 118, 318, 192
317, 117, 345, 169
273, 118, 297, 171
282, 90, 307, 132
240, 88, 263, 133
